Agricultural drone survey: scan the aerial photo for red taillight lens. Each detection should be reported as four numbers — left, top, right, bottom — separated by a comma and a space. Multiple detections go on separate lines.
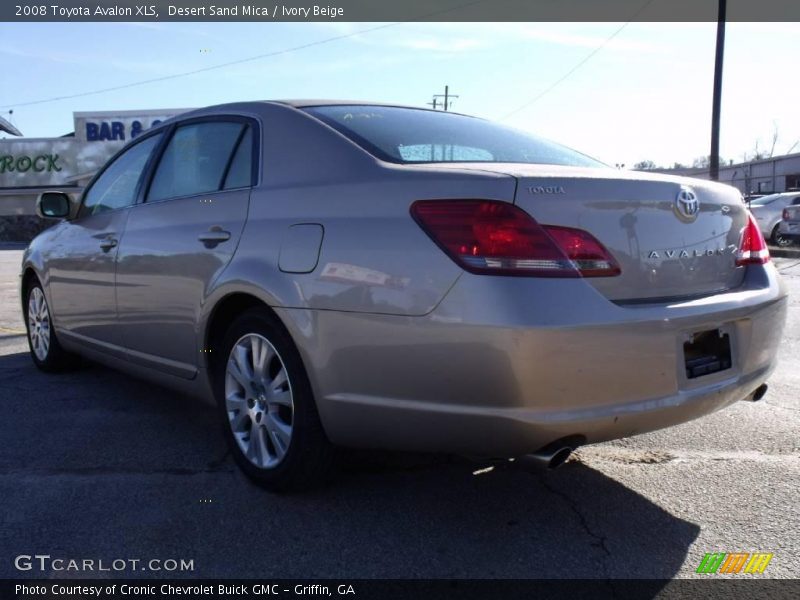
736, 212, 770, 266
410, 200, 620, 277
783, 208, 791, 221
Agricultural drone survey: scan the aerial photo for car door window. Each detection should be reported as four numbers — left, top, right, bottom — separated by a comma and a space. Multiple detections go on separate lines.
147, 121, 245, 202
79, 133, 162, 218
223, 127, 253, 190
792, 197, 800, 205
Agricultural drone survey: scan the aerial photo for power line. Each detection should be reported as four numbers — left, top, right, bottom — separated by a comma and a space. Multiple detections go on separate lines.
431, 85, 458, 111
498, 0, 656, 121
1, 23, 399, 110
2, 0, 490, 111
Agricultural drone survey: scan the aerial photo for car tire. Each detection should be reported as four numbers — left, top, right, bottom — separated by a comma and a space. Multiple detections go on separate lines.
24, 280, 79, 372
214, 308, 335, 492
771, 224, 792, 247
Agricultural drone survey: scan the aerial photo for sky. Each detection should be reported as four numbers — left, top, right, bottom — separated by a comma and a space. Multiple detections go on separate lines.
0, 21, 798, 168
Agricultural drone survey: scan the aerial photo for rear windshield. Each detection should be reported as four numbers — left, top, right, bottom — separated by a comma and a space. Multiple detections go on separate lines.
304, 105, 604, 167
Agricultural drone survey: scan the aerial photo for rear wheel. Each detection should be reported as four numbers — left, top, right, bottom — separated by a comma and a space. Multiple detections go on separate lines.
214, 308, 334, 491
771, 224, 792, 247
24, 281, 78, 372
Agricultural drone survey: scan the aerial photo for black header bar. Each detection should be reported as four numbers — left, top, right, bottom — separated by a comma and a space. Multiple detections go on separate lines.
2, 579, 800, 600
3, 0, 800, 23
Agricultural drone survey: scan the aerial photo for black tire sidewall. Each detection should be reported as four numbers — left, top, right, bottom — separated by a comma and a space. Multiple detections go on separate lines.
214, 309, 329, 490
772, 224, 790, 247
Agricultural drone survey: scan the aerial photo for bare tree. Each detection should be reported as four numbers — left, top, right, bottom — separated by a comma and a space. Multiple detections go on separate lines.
768, 121, 779, 158
743, 123, 799, 161
633, 160, 657, 170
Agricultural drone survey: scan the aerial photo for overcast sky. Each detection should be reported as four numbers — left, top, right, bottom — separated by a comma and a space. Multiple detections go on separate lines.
0, 21, 797, 168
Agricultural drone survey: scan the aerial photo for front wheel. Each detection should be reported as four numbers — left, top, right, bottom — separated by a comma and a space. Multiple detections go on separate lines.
24, 281, 78, 372
214, 308, 334, 491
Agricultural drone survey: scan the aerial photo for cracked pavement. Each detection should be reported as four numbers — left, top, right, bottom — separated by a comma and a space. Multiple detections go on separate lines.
0, 248, 798, 579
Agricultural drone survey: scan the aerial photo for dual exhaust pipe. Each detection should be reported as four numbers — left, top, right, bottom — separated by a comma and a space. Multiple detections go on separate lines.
513, 384, 770, 471
518, 383, 770, 471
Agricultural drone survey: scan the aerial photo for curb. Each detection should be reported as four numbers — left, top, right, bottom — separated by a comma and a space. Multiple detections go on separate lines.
769, 246, 800, 259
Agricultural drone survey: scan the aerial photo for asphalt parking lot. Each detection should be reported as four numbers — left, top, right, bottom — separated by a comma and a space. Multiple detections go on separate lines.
0, 246, 798, 580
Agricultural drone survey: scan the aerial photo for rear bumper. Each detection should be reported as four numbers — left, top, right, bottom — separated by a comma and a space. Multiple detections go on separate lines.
277, 264, 788, 456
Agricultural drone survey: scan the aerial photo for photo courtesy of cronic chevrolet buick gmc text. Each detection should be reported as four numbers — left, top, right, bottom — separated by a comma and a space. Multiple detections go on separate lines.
20, 101, 788, 490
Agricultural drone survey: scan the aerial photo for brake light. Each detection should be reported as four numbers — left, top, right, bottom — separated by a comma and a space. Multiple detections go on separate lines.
783, 208, 790, 221
736, 212, 770, 266
410, 200, 620, 277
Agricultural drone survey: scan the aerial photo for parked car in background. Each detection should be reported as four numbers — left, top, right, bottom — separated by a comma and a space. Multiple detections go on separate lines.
779, 202, 800, 243
20, 101, 788, 490
748, 191, 800, 246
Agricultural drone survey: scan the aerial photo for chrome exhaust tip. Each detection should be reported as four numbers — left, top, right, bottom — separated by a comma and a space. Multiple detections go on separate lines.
520, 443, 576, 470
546, 446, 573, 469
518, 447, 572, 470
749, 383, 769, 402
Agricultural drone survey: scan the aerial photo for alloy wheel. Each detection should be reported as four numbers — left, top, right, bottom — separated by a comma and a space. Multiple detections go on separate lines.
27, 287, 51, 361
224, 333, 294, 469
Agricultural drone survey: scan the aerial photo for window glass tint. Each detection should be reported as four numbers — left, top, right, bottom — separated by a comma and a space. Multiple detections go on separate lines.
304, 105, 604, 167
223, 127, 253, 189
792, 197, 800, 205
399, 144, 493, 162
80, 133, 162, 217
148, 121, 244, 201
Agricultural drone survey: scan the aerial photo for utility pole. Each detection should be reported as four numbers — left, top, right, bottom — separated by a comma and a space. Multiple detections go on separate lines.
709, 0, 726, 181
432, 85, 459, 111
427, 98, 440, 110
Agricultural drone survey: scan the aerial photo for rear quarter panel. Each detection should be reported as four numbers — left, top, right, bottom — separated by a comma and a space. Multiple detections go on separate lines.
207, 104, 517, 317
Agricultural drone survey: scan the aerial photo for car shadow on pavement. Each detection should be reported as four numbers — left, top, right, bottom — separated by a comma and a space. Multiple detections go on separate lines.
0, 350, 699, 583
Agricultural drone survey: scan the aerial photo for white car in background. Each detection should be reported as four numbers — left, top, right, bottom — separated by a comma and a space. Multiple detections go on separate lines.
748, 192, 800, 247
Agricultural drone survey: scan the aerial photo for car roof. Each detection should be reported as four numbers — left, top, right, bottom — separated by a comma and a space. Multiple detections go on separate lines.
269, 99, 477, 119
752, 191, 800, 200
273, 99, 434, 110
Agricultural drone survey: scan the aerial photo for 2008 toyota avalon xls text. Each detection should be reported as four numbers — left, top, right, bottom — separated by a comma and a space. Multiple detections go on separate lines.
20, 101, 788, 490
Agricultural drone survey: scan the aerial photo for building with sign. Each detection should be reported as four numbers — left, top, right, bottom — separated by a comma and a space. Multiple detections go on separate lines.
0, 108, 189, 241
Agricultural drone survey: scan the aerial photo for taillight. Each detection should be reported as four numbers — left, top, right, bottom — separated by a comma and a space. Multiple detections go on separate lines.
783, 208, 791, 221
410, 200, 620, 277
736, 212, 770, 266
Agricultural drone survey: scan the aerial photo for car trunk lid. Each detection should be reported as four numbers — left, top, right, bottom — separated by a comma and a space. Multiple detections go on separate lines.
416, 163, 748, 302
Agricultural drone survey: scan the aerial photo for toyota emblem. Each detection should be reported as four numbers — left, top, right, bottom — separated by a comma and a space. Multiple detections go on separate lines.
675, 187, 700, 222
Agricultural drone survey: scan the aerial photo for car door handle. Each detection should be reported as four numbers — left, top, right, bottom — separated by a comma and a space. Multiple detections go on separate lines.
99, 237, 118, 251
198, 227, 231, 247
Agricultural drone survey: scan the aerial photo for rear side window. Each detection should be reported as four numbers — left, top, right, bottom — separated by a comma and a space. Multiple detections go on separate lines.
80, 133, 162, 218
304, 105, 604, 167
148, 121, 245, 202
223, 127, 253, 190
792, 197, 800, 205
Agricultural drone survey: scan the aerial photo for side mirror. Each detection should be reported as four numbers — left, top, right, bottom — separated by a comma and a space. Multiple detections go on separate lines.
36, 191, 72, 219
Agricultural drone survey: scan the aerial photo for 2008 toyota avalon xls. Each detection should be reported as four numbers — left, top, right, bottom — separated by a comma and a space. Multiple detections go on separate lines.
21, 101, 788, 490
